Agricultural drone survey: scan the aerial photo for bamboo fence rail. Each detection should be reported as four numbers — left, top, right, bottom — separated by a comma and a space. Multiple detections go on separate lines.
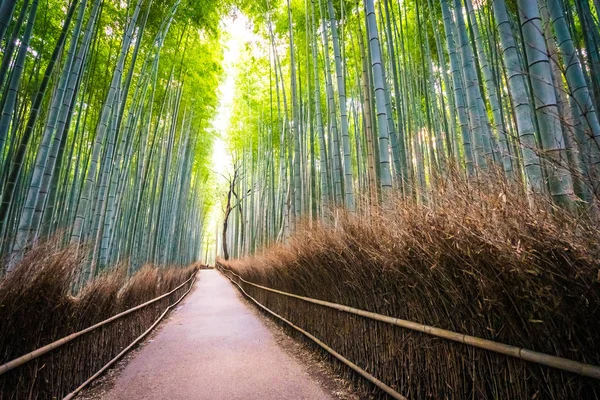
62, 271, 197, 399
216, 263, 600, 381
0, 270, 197, 399
218, 264, 407, 399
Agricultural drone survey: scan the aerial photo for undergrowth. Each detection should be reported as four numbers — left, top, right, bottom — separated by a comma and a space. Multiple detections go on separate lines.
222, 174, 600, 399
0, 240, 198, 399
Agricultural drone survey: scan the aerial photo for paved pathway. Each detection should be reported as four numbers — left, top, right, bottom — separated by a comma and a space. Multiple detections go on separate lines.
102, 269, 333, 400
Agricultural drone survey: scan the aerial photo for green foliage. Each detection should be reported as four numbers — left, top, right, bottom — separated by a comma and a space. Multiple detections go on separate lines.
0, 0, 230, 270
228, 43, 280, 157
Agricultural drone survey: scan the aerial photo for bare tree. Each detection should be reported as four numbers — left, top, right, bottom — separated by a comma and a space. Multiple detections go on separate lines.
221, 161, 249, 260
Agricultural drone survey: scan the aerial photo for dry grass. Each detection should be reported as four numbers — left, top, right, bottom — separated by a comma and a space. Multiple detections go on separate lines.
221, 174, 600, 399
0, 240, 197, 399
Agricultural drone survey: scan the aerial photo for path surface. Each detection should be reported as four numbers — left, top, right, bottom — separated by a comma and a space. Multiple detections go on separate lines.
101, 269, 334, 400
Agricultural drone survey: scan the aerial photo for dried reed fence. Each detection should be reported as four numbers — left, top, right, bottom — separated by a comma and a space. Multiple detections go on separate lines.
219, 176, 600, 399
0, 242, 198, 399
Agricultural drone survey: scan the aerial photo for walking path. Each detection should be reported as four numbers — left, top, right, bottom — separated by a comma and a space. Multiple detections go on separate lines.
101, 269, 334, 400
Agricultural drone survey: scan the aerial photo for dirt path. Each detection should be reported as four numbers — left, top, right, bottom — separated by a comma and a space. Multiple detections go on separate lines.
93, 269, 340, 400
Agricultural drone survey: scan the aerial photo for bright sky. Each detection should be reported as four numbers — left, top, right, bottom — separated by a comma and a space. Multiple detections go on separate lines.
211, 14, 246, 176
204, 11, 254, 262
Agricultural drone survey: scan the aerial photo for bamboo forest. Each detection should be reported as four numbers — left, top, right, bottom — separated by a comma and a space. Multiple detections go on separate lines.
2, 0, 600, 398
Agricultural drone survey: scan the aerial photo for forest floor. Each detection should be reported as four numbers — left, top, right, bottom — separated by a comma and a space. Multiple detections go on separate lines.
76, 269, 362, 400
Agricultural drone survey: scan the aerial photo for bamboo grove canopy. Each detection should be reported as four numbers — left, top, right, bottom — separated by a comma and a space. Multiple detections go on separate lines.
222, 0, 600, 258
0, 0, 229, 277
2, 0, 600, 268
